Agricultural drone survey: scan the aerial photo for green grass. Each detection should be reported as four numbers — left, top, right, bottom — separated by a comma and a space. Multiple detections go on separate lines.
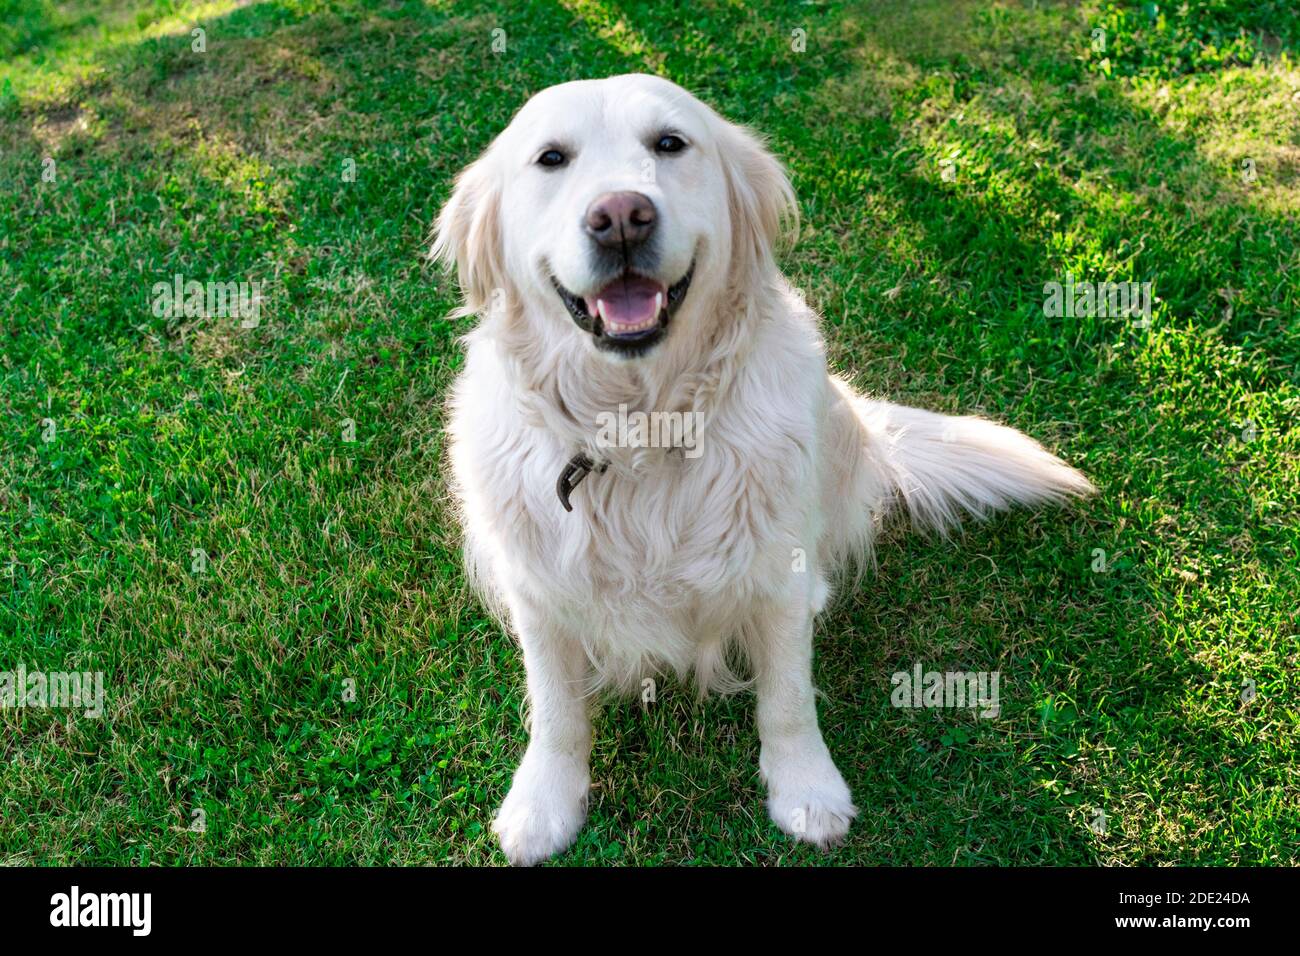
1, 0, 1297, 865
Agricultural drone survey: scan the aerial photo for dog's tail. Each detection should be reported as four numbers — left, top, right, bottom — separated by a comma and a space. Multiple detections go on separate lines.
824, 377, 1094, 563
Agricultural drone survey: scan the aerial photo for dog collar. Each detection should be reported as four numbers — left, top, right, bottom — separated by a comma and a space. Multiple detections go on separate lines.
556, 452, 608, 512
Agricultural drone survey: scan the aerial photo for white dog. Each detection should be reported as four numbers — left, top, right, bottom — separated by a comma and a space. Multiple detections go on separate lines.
433, 74, 1093, 865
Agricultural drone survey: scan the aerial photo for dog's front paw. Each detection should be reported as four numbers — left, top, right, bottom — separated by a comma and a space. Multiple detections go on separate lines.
492, 748, 589, 866
761, 743, 857, 848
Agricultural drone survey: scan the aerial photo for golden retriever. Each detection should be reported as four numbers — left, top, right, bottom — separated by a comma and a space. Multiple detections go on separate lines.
433, 74, 1093, 865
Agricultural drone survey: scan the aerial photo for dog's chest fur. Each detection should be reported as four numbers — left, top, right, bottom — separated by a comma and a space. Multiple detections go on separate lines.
449, 330, 828, 692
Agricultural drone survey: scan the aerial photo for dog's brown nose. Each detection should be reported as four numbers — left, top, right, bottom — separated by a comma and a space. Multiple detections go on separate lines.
584, 191, 656, 249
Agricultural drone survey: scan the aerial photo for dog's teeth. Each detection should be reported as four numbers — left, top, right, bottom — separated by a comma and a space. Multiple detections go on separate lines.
596, 299, 606, 321
655, 292, 663, 315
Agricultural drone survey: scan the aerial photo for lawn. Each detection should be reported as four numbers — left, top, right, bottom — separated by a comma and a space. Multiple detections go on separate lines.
0, 0, 1296, 866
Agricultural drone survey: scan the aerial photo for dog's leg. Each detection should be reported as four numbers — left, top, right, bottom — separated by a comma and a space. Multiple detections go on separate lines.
752, 597, 857, 847
493, 602, 593, 866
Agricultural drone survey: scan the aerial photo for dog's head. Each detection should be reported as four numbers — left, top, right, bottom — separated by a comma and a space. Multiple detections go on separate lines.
432, 74, 797, 358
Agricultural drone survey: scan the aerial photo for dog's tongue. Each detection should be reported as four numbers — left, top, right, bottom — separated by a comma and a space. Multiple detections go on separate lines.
585, 276, 665, 335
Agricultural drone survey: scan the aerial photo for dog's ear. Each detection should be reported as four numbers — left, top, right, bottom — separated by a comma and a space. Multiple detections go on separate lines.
430, 154, 505, 317
715, 120, 799, 276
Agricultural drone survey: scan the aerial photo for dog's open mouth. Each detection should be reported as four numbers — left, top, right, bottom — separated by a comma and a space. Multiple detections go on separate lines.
553, 265, 693, 355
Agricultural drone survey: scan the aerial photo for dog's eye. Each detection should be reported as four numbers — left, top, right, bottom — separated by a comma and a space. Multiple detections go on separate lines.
537, 149, 567, 168
655, 134, 687, 154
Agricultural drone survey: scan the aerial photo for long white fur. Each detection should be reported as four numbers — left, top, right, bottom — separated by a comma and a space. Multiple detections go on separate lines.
433, 75, 1094, 865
